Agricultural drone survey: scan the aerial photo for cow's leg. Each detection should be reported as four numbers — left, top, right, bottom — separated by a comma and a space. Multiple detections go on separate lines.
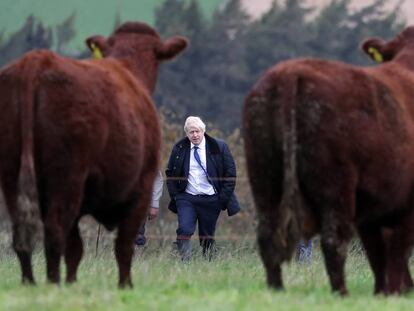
10, 203, 36, 284
115, 182, 152, 288
385, 222, 414, 294
257, 216, 284, 289
115, 201, 149, 288
15, 250, 35, 284
398, 212, 414, 293
357, 224, 387, 294
115, 219, 136, 288
254, 186, 291, 289
246, 153, 286, 288
43, 175, 85, 284
65, 220, 83, 283
385, 236, 407, 294
43, 205, 66, 284
1, 172, 36, 284
318, 176, 355, 296
320, 220, 351, 296
364, 227, 414, 294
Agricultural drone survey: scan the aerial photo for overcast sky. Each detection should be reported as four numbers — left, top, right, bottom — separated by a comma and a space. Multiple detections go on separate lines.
241, 0, 413, 24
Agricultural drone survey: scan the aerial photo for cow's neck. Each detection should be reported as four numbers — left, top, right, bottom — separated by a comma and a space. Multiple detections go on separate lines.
122, 59, 159, 94
395, 48, 414, 70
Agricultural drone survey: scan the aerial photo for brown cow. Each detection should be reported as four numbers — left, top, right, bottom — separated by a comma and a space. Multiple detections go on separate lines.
243, 26, 414, 295
0, 22, 187, 287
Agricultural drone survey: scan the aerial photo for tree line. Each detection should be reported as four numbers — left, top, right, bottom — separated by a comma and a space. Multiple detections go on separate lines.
0, 0, 405, 132
153, 0, 404, 131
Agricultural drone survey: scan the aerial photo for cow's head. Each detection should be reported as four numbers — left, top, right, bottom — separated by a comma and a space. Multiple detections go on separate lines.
85, 22, 188, 93
362, 26, 414, 64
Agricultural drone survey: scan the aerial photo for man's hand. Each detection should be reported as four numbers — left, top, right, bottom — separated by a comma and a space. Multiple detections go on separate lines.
148, 207, 159, 220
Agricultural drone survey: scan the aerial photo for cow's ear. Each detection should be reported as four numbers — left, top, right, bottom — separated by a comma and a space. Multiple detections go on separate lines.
155, 37, 188, 61
361, 38, 385, 63
85, 35, 107, 59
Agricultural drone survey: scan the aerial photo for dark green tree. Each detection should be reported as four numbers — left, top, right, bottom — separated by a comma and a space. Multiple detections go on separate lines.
113, 10, 122, 31
155, 0, 189, 36
56, 12, 76, 53
343, 0, 404, 64
197, 0, 251, 130
309, 0, 404, 65
153, 0, 406, 132
244, 0, 315, 79
307, 0, 353, 59
154, 0, 209, 123
0, 16, 53, 66
155, 0, 252, 131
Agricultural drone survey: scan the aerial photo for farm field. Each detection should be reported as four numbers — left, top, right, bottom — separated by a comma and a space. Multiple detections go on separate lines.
0, 238, 413, 311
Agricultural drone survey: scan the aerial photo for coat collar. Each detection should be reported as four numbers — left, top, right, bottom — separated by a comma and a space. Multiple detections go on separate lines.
177, 133, 220, 154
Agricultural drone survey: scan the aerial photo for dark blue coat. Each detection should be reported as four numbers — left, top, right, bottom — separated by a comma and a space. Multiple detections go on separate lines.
165, 133, 240, 216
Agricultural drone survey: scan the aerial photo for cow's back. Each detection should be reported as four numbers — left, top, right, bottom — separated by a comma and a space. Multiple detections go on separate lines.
0, 50, 160, 226
245, 58, 414, 222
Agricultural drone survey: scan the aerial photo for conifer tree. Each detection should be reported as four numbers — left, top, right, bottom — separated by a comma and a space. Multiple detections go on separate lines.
245, 0, 315, 79
56, 12, 76, 54
0, 16, 53, 66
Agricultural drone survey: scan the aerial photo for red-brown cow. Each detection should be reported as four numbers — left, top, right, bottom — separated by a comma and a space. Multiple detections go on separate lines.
243, 27, 414, 295
0, 22, 187, 287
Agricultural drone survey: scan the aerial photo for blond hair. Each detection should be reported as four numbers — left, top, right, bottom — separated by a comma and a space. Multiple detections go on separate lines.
184, 116, 206, 133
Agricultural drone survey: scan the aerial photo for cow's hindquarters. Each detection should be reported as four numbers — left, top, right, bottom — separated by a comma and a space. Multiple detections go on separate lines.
243, 73, 304, 289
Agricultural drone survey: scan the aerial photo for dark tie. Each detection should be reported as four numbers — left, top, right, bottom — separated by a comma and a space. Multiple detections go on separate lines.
193, 146, 203, 169
193, 146, 217, 193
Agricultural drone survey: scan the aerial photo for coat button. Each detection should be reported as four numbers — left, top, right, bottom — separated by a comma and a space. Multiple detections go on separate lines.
173, 166, 176, 169
176, 156, 179, 159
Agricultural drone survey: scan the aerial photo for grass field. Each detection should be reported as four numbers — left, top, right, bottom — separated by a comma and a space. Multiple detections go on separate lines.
0, 237, 413, 311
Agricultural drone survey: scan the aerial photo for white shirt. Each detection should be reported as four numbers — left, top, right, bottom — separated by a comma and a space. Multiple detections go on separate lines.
151, 171, 164, 208
185, 137, 215, 195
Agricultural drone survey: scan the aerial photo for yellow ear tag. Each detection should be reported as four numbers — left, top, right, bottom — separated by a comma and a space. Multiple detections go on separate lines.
90, 43, 103, 59
367, 47, 383, 63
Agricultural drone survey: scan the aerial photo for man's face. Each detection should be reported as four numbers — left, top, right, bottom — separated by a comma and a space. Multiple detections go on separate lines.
186, 127, 204, 145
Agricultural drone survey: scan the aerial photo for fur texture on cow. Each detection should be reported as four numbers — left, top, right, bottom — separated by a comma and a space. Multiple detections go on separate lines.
0, 22, 188, 287
243, 26, 414, 295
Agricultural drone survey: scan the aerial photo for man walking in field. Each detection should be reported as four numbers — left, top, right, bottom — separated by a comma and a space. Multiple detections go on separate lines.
166, 116, 240, 261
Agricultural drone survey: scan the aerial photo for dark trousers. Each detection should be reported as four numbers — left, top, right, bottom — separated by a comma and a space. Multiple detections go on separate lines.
135, 222, 146, 246
176, 192, 221, 252
296, 239, 313, 263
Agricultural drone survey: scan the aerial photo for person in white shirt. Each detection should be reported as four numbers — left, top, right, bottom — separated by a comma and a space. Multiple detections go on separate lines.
135, 171, 163, 247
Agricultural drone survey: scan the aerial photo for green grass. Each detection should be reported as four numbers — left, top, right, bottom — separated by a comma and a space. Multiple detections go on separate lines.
0, 241, 413, 311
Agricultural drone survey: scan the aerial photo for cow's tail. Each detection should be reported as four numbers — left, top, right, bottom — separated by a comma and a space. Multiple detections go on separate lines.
13, 64, 41, 253
276, 73, 304, 260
